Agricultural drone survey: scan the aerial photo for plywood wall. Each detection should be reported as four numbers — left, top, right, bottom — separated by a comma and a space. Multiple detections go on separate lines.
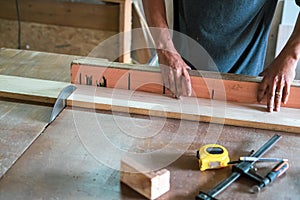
0, 19, 118, 57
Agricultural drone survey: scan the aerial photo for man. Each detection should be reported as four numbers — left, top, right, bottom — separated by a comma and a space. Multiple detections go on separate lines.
142, 0, 300, 112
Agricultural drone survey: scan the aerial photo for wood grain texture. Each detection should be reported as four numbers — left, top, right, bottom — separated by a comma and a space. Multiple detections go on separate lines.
70, 58, 300, 108
0, 108, 299, 200
0, 100, 51, 178
67, 85, 300, 134
120, 157, 170, 200
0, 0, 119, 31
0, 75, 71, 104
118, 0, 132, 63
0, 20, 117, 57
0, 49, 74, 179
0, 48, 82, 82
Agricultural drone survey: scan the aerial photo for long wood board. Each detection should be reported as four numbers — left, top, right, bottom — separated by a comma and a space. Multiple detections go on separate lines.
67, 85, 300, 134
0, 75, 71, 104
71, 58, 300, 109
1, 70, 299, 134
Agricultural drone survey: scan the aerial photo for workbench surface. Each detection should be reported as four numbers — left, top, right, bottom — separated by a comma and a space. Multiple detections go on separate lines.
0, 108, 299, 200
0, 49, 299, 199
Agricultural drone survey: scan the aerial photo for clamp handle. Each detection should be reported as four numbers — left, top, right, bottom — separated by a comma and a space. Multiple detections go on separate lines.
251, 161, 289, 193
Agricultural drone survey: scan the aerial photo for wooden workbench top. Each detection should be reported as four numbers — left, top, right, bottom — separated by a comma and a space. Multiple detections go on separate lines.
0, 108, 299, 199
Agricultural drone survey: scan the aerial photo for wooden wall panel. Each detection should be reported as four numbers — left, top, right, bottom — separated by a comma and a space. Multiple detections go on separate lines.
0, 0, 119, 31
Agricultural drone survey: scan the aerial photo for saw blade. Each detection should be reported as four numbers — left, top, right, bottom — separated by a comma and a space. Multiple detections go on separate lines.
50, 85, 76, 123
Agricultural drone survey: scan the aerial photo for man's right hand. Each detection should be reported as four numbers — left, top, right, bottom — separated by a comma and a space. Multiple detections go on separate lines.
157, 49, 192, 98
142, 0, 192, 98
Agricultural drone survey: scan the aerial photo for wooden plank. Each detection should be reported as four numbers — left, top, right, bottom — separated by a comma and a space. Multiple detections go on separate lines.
0, 0, 119, 31
118, 0, 132, 63
0, 75, 71, 104
120, 157, 170, 200
70, 58, 300, 109
67, 85, 300, 134
103, 0, 132, 63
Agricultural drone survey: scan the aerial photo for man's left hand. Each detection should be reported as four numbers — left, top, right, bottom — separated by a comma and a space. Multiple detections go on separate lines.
257, 54, 297, 112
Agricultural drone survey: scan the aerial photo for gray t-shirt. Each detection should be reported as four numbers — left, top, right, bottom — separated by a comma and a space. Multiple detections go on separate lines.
173, 0, 299, 76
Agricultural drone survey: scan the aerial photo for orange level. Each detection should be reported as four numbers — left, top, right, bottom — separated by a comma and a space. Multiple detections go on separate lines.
70, 58, 300, 109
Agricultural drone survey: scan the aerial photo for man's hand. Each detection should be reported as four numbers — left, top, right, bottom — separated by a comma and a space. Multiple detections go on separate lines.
258, 13, 300, 112
142, 0, 192, 98
157, 49, 192, 98
257, 54, 296, 112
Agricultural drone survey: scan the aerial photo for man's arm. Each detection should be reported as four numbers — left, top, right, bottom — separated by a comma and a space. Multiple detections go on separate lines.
257, 13, 300, 112
142, 0, 191, 97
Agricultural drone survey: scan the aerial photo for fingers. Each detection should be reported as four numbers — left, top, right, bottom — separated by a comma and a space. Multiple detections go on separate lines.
183, 66, 192, 96
160, 65, 169, 88
260, 75, 287, 112
173, 69, 182, 98
267, 79, 276, 112
174, 65, 192, 98
168, 68, 177, 97
282, 83, 290, 104
257, 80, 268, 103
274, 77, 285, 112
160, 64, 191, 98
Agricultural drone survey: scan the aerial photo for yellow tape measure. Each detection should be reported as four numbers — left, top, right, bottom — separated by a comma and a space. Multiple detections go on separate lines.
196, 144, 230, 171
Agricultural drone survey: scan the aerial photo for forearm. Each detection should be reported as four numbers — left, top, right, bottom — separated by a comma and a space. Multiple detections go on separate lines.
142, 0, 192, 97
280, 13, 300, 67
142, 0, 176, 52
142, 0, 168, 28
257, 13, 300, 111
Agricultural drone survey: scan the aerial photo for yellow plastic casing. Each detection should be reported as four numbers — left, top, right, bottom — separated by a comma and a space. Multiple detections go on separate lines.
197, 144, 230, 171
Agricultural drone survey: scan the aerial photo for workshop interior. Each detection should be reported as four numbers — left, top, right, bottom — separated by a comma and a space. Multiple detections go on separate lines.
0, 0, 299, 200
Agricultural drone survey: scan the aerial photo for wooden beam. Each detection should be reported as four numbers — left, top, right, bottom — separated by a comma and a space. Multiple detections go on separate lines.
0, 0, 119, 31
104, 0, 132, 63
70, 58, 300, 109
120, 157, 170, 200
67, 85, 300, 134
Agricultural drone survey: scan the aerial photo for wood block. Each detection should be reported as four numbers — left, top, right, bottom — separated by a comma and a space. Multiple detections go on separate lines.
120, 157, 170, 199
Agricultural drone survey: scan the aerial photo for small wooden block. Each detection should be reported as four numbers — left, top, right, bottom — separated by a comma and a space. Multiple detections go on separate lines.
120, 157, 170, 200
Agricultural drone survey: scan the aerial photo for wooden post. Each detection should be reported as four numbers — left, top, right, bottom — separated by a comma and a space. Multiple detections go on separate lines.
104, 0, 132, 63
